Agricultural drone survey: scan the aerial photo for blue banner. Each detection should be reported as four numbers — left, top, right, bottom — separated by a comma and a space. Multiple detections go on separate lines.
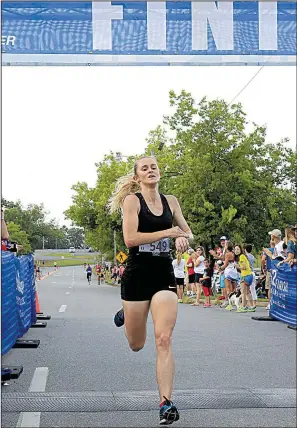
270, 261, 297, 327
1, 1, 296, 66
1, 252, 19, 356
1, 252, 37, 356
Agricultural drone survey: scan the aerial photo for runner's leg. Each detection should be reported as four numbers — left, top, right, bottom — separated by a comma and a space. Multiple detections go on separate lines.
122, 300, 150, 352
150, 290, 178, 401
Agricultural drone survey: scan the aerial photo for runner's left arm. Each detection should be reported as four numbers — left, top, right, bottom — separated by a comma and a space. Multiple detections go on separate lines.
167, 196, 193, 241
166, 195, 193, 253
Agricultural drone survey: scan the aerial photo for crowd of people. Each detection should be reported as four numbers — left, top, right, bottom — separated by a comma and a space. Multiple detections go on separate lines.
171, 226, 297, 313
87, 225, 297, 315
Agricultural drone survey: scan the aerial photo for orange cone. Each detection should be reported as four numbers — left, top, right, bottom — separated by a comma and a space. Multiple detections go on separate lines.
35, 291, 41, 313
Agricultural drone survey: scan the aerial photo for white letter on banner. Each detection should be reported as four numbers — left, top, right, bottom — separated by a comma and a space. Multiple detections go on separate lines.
259, 1, 277, 50
192, 1, 234, 51
92, 1, 123, 50
147, 2, 166, 50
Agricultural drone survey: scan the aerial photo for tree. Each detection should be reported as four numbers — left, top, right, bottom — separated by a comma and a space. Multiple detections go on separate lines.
64, 153, 134, 258
3, 199, 62, 250
67, 227, 85, 248
7, 222, 32, 254
65, 92, 296, 255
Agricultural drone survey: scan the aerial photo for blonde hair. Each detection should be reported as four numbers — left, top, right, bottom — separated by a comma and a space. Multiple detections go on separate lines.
285, 227, 297, 244
107, 156, 157, 214
176, 252, 182, 264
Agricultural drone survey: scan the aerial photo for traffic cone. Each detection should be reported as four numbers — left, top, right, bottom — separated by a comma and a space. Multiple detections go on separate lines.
35, 291, 41, 314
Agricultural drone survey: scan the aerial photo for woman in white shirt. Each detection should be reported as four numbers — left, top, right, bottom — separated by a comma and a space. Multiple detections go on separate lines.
191, 246, 205, 306
172, 252, 186, 303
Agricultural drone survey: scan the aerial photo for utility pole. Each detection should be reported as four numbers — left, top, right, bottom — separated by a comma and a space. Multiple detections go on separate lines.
56, 237, 57, 249
113, 229, 117, 266
42, 236, 45, 250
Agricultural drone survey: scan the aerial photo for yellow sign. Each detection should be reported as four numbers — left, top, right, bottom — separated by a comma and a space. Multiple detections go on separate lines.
116, 251, 128, 263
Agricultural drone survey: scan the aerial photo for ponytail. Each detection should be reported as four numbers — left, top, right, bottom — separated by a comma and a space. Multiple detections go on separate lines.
176, 252, 182, 264
107, 170, 140, 214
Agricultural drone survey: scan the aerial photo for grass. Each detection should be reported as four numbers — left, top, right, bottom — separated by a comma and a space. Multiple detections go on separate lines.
37, 259, 98, 267
182, 294, 268, 306
36, 252, 99, 259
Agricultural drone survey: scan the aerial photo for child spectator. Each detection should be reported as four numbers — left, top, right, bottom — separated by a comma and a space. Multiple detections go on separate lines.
200, 259, 213, 307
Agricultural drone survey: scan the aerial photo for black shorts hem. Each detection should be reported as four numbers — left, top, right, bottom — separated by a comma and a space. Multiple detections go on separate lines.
176, 277, 184, 286
121, 286, 177, 302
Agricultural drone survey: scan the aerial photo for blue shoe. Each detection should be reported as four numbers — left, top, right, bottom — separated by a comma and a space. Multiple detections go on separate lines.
114, 308, 124, 327
159, 396, 179, 425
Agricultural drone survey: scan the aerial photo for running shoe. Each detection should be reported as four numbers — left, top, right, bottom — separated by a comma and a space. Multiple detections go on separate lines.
237, 306, 248, 313
248, 306, 256, 312
266, 304, 270, 310
203, 303, 212, 308
225, 304, 233, 311
114, 308, 124, 327
178, 299, 183, 303
159, 397, 179, 425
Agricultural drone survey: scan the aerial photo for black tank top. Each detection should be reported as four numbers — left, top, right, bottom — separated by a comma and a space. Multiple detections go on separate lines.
129, 192, 173, 257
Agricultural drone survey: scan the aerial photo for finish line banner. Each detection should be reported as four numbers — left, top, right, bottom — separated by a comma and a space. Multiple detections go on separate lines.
1, 1, 296, 66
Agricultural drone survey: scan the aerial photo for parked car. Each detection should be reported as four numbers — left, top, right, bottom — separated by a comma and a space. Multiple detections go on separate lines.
69, 247, 76, 253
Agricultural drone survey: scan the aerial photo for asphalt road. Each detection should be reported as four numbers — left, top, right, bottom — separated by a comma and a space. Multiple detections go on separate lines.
2, 266, 296, 427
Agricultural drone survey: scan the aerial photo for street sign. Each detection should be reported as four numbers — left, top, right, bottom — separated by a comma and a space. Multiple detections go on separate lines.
116, 251, 127, 264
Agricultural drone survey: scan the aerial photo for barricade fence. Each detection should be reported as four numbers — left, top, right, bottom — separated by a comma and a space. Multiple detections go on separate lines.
1, 252, 36, 356
270, 260, 297, 327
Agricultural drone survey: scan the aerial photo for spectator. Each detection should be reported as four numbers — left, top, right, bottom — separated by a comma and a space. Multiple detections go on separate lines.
234, 244, 254, 313
119, 264, 125, 279
200, 259, 213, 307
218, 241, 238, 309
186, 249, 196, 297
172, 252, 186, 303
261, 241, 275, 310
278, 225, 297, 266
36, 265, 41, 281
209, 236, 228, 261
191, 246, 205, 306
263, 229, 285, 261
1, 209, 9, 250
244, 244, 257, 308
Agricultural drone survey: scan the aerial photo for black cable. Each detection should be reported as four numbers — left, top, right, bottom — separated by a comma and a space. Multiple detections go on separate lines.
227, 57, 272, 106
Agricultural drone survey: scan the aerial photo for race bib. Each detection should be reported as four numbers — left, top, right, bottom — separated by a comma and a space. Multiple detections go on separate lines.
139, 238, 170, 253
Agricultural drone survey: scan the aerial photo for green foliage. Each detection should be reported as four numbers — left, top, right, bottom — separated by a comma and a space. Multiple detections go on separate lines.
7, 222, 32, 254
65, 93, 296, 256
2, 199, 84, 250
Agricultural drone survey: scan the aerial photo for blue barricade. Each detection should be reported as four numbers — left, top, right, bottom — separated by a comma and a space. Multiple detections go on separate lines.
270, 261, 297, 327
1, 252, 36, 356
1, 252, 19, 356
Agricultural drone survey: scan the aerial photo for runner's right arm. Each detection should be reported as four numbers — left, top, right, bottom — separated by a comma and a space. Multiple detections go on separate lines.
122, 195, 187, 248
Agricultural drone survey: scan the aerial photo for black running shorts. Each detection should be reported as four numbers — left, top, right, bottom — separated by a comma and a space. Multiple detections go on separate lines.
175, 277, 184, 286
188, 273, 195, 284
195, 273, 203, 283
121, 256, 177, 301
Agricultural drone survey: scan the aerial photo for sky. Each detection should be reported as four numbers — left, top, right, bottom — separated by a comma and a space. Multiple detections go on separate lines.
2, 66, 296, 226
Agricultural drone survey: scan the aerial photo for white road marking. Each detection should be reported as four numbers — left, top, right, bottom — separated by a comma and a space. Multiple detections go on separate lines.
59, 305, 67, 313
51, 282, 56, 284
66, 292, 70, 295
16, 367, 49, 427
